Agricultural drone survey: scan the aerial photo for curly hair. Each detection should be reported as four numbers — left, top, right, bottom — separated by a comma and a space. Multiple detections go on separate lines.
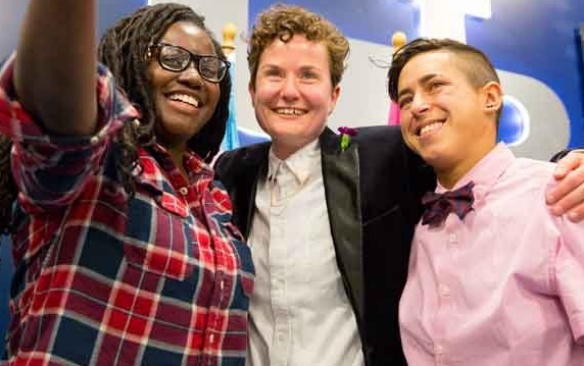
0, 3, 231, 233
247, 4, 349, 89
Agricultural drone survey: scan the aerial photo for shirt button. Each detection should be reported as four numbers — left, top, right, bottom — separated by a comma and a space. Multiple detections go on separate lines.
438, 284, 450, 297
178, 187, 189, 196
448, 233, 457, 243
434, 344, 444, 355
89, 136, 99, 145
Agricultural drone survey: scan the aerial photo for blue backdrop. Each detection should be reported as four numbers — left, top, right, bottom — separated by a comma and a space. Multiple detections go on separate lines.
250, 0, 584, 148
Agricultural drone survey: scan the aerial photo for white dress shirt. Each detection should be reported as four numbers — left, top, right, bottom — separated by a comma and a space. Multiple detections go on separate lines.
246, 140, 364, 366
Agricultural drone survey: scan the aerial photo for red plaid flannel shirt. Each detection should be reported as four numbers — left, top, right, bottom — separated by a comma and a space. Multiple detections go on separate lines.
0, 54, 254, 366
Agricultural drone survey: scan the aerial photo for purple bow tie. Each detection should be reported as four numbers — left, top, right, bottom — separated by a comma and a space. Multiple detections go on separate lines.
421, 181, 475, 227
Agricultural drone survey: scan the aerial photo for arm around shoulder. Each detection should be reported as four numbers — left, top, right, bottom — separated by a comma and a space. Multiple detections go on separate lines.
546, 149, 584, 221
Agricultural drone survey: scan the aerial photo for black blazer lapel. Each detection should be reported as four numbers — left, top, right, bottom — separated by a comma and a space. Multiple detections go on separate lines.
320, 128, 364, 320
241, 145, 269, 238
215, 143, 270, 239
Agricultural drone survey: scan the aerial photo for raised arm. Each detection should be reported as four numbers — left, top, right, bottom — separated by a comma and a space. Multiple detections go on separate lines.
14, 0, 97, 136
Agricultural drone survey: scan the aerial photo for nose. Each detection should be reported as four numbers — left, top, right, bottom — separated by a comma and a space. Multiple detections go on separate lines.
177, 61, 204, 87
410, 92, 430, 117
281, 75, 300, 100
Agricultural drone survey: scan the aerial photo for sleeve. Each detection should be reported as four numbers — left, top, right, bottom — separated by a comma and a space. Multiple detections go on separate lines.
0, 52, 140, 211
213, 149, 240, 192
551, 212, 584, 344
549, 148, 584, 163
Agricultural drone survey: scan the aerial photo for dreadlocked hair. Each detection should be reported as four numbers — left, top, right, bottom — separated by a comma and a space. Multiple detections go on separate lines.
0, 135, 15, 234
97, 2, 231, 192
0, 3, 231, 234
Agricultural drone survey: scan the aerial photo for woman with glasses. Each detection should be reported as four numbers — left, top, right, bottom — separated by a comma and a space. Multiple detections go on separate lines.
0, 2, 253, 365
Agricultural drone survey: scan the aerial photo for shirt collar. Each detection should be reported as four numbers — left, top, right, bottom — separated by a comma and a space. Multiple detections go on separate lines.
436, 142, 515, 203
147, 142, 213, 179
268, 139, 320, 185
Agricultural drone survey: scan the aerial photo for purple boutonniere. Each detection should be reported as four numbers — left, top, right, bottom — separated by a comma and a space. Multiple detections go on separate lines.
338, 126, 358, 151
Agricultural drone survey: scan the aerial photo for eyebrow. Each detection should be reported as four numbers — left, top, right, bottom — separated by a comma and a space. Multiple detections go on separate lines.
298, 65, 323, 74
397, 73, 440, 100
159, 41, 216, 56
258, 63, 281, 71
260, 63, 320, 70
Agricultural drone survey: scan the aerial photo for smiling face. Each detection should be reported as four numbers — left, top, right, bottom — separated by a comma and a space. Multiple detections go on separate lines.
147, 21, 220, 151
250, 34, 340, 160
397, 50, 501, 187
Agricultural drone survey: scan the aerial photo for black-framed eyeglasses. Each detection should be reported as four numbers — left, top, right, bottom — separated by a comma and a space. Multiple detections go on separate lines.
148, 43, 230, 83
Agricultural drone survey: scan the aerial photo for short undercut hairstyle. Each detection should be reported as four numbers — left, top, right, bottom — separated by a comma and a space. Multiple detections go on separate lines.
388, 38, 500, 102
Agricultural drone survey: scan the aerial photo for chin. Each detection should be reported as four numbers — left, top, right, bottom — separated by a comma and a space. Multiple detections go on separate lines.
418, 148, 445, 167
267, 126, 298, 140
156, 125, 199, 145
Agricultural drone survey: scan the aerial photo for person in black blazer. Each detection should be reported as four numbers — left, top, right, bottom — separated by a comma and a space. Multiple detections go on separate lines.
216, 5, 584, 366
217, 124, 434, 365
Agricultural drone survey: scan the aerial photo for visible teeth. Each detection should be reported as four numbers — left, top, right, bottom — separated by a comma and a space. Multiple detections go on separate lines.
169, 94, 200, 108
275, 108, 305, 115
420, 122, 443, 136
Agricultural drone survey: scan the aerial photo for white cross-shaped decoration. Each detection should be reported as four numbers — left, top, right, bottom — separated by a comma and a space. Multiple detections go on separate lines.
406, 0, 492, 43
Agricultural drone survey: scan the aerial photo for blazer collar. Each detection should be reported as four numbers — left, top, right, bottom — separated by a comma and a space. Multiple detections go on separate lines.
320, 126, 364, 322
241, 128, 365, 322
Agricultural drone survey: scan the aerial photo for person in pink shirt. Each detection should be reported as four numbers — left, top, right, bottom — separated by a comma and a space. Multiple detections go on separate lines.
388, 38, 584, 366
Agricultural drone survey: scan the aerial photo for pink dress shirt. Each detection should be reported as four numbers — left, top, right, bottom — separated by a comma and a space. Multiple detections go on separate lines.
400, 143, 584, 366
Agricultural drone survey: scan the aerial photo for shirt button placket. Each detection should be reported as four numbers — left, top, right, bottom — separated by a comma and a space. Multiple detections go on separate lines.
434, 344, 446, 366
269, 213, 289, 366
438, 284, 450, 298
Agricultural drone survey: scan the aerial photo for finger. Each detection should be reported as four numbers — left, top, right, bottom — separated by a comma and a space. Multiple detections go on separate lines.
552, 164, 568, 180
548, 173, 584, 215
568, 204, 584, 222
546, 172, 579, 206
552, 152, 582, 180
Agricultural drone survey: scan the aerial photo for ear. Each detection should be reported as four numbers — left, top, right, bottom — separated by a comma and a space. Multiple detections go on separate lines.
482, 81, 503, 114
328, 84, 341, 116
248, 82, 256, 107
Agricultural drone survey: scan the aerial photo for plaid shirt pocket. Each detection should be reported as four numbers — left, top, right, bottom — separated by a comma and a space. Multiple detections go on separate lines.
123, 190, 196, 281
